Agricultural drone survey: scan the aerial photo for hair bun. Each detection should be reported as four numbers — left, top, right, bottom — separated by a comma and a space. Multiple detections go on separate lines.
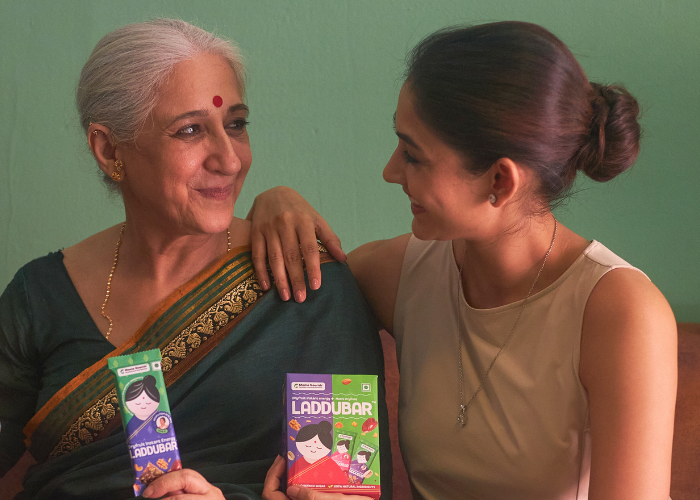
143, 375, 157, 390
575, 83, 641, 182
318, 420, 332, 433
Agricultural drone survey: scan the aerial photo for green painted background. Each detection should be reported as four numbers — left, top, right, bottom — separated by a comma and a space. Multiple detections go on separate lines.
1, 0, 698, 321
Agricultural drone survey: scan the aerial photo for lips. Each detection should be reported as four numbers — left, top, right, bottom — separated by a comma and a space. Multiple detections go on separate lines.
195, 185, 232, 200
408, 196, 426, 215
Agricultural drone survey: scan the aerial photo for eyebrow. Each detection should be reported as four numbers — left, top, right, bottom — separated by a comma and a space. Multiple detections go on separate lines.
392, 112, 422, 151
167, 103, 250, 127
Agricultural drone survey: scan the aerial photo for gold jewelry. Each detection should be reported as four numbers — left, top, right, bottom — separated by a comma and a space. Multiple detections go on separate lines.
111, 159, 123, 181
101, 222, 126, 340
456, 219, 557, 427
89, 122, 98, 135
101, 224, 231, 340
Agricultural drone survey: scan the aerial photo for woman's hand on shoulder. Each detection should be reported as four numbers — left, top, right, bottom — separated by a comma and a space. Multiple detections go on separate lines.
248, 187, 345, 303
262, 456, 372, 500
580, 268, 677, 499
347, 233, 411, 334
142, 468, 224, 499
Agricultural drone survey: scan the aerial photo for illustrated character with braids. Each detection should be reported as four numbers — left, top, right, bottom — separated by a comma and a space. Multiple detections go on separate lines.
288, 421, 348, 485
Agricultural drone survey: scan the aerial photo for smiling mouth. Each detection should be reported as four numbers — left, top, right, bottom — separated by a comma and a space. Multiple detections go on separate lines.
408, 196, 425, 213
196, 186, 232, 200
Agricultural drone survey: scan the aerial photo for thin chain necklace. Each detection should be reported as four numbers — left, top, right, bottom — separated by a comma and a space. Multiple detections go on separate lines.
456, 219, 557, 427
101, 223, 231, 340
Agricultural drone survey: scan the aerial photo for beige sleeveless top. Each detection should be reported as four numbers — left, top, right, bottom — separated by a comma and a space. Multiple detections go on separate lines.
394, 237, 641, 500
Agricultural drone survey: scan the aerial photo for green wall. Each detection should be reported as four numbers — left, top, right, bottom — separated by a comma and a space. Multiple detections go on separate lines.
1, 0, 698, 321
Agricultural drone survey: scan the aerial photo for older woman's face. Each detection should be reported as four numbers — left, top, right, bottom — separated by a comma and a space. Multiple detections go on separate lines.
118, 53, 251, 236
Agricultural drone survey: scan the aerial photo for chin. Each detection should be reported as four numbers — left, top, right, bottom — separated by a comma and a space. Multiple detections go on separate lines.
193, 212, 234, 234
412, 218, 459, 242
411, 219, 439, 241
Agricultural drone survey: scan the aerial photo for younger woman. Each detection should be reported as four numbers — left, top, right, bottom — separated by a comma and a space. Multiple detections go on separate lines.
258, 21, 676, 500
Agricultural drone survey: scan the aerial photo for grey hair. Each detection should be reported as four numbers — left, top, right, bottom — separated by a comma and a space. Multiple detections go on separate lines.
77, 19, 245, 189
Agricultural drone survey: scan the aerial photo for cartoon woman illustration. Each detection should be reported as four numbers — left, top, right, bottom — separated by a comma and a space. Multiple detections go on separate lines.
347, 449, 375, 484
288, 421, 348, 485
124, 375, 161, 439
330, 439, 352, 472
356, 451, 371, 473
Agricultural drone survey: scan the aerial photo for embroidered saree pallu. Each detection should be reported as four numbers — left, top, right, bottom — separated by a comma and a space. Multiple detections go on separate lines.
23, 249, 264, 464
18, 247, 392, 500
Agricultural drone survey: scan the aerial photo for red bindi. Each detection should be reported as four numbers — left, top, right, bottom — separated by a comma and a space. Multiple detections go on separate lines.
212, 95, 223, 107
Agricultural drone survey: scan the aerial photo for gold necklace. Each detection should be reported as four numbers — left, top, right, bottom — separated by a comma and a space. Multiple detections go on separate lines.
101, 224, 231, 340
456, 219, 557, 427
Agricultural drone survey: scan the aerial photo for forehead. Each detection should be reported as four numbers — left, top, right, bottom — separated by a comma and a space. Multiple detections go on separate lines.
394, 83, 434, 140
153, 53, 242, 115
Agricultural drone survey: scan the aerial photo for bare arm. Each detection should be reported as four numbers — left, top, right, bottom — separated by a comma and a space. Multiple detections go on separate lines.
346, 234, 411, 334
247, 187, 345, 302
580, 269, 677, 499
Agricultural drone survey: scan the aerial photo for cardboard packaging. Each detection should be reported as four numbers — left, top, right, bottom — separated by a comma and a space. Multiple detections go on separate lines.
285, 373, 380, 499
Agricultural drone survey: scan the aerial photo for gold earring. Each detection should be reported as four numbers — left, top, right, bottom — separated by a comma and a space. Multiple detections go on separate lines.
111, 159, 123, 181
89, 122, 98, 135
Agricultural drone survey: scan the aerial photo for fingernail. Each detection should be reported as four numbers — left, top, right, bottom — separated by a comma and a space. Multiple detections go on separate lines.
287, 485, 300, 498
142, 487, 152, 498
311, 278, 320, 290
281, 289, 290, 301
261, 280, 269, 290
295, 290, 306, 303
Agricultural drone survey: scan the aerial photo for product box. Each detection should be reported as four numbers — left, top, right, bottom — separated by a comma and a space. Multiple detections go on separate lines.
285, 374, 380, 499
109, 349, 182, 497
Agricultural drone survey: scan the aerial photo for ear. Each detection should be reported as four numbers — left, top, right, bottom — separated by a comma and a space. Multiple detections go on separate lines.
485, 157, 526, 207
87, 124, 123, 180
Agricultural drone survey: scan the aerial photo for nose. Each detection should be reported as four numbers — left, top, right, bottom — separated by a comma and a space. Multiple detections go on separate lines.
206, 128, 241, 175
383, 146, 404, 185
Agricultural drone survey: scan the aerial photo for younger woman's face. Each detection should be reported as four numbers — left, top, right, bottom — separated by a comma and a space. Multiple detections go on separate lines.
126, 391, 158, 420
297, 433, 330, 463
383, 84, 492, 241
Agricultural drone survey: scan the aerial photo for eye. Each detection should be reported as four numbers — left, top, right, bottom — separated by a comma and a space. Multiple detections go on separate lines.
402, 150, 419, 165
174, 124, 201, 137
226, 118, 250, 135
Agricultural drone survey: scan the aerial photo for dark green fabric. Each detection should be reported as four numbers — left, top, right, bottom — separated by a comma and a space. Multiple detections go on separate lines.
0, 252, 392, 500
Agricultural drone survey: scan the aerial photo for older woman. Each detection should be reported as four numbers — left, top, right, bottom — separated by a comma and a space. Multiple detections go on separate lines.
0, 19, 390, 500
256, 22, 676, 500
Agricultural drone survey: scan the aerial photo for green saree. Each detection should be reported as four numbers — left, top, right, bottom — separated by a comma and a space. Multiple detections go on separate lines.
0, 247, 391, 499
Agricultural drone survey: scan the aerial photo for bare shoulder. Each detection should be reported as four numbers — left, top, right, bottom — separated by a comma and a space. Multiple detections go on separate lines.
346, 233, 412, 334
581, 268, 676, 385
582, 268, 676, 356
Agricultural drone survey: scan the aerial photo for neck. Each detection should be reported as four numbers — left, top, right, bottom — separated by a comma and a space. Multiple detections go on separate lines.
116, 216, 234, 289
456, 214, 559, 309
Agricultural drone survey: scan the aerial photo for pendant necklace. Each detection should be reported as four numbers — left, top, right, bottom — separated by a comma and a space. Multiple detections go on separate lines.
456, 219, 557, 427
